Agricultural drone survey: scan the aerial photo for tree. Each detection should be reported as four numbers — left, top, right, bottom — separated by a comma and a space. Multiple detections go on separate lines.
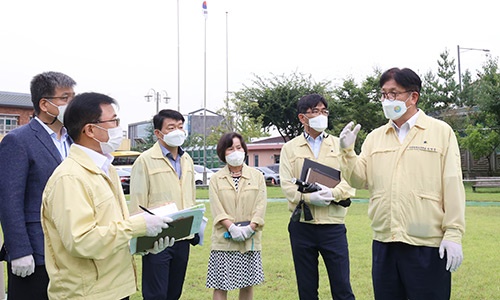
436, 49, 460, 106
459, 121, 500, 175
235, 71, 331, 142
235, 69, 385, 151
420, 71, 439, 112
330, 71, 385, 152
420, 49, 459, 114
457, 70, 475, 107
183, 132, 204, 148
131, 123, 156, 152
207, 95, 270, 145
476, 56, 500, 128
332, 72, 384, 131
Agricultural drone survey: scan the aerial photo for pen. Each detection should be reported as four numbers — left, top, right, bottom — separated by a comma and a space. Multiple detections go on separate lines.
139, 205, 175, 228
139, 205, 155, 215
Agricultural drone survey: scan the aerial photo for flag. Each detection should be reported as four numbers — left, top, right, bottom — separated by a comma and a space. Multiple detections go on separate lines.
202, 1, 208, 19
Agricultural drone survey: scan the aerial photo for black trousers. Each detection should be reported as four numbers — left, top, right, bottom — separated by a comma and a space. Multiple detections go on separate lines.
6, 263, 49, 300
288, 221, 355, 300
141, 240, 190, 300
372, 241, 451, 300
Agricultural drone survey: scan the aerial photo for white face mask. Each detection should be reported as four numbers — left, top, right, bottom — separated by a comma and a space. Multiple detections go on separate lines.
382, 99, 408, 120
47, 101, 67, 124
307, 114, 328, 132
93, 126, 123, 154
163, 129, 187, 147
225, 150, 246, 167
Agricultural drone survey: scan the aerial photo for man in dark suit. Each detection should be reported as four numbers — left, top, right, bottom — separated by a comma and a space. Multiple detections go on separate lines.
0, 71, 76, 300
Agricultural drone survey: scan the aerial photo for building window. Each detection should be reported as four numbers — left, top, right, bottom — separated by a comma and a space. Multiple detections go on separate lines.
0, 115, 19, 134
254, 154, 259, 167
274, 154, 280, 163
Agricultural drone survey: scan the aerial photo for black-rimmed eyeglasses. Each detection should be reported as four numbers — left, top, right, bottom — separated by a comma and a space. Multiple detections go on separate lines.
91, 118, 120, 127
380, 91, 413, 101
305, 109, 329, 116
43, 95, 75, 102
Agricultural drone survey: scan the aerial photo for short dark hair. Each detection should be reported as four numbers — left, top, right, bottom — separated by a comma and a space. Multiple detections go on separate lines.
379, 68, 422, 93
216, 132, 248, 163
30, 71, 76, 114
64, 92, 118, 141
153, 109, 185, 130
297, 94, 328, 114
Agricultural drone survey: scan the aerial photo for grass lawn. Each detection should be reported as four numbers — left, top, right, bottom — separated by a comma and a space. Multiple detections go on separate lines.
2, 185, 499, 299
129, 201, 500, 300
196, 182, 500, 202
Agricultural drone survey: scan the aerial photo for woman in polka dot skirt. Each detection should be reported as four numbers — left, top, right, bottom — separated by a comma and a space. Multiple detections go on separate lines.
206, 132, 267, 300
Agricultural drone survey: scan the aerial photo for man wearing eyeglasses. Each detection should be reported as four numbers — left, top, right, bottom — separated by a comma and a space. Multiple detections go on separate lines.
280, 94, 356, 300
129, 109, 198, 300
340, 67, 465, 299
41, 92, 174, 299
0, 71, 75, 300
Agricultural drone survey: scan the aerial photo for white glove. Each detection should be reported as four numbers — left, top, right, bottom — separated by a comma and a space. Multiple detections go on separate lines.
228, 224, 246, 242
340, 121, 361, 149
241, 225, 255, 240
309, 183, 334, 206
143, 214, 172, 237
11, 255, 35, 277
439, 240, 463, 272
146, 237, 176, 255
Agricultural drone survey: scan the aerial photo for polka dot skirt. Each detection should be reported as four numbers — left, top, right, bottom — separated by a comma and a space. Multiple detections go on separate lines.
206, 250, 264, 290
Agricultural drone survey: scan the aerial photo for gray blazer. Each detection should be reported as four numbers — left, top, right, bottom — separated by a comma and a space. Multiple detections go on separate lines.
0, 118, 69, 265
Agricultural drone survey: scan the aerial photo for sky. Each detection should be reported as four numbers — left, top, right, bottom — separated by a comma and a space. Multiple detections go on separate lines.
1, 0, 497, 132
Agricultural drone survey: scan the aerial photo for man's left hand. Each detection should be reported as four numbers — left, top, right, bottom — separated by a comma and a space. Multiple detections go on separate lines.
439, 240, 463, 272
146, 237, 175, 255
309, 183, 334, 206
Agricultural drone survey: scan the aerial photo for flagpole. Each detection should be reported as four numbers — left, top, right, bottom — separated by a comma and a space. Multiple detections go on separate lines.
202, 2, 208, 184
226, 11, 229, 111
177, 0, 181, 112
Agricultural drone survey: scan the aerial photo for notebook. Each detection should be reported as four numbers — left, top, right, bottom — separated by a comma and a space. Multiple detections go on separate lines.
300, 158, 341, 188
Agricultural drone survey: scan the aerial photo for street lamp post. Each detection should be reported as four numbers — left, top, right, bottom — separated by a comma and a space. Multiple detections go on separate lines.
457, 45, 490, 91
456, 45, 490, 178
145, 88, 170, 113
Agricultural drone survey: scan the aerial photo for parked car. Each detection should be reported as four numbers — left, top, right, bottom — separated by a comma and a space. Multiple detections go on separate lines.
210, 167, 223, 173
266, 163, 280, 173
116, 168, 131, 194
112, 151, 138, 194
115, 166, 132, 173
111, 150, 141, 167
255, 166, 280, 186
194, 165, 214, 185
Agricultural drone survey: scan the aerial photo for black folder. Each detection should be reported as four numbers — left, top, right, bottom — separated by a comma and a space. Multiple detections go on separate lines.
300, 158, 341, 188
135, 216, 194, 253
